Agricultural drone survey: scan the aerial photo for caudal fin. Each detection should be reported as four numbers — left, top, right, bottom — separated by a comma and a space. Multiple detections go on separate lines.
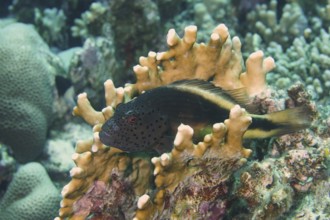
244, 106, 314, 139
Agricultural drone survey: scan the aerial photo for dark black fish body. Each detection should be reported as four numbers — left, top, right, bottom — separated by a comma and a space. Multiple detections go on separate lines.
99, 80, 312, 154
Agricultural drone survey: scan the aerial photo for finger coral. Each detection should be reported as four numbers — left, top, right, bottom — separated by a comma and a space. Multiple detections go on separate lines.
130, 24, 274, 96
56, 23, 276, 219
135, 106, 251, 219
246, 0, 307, 48
266, 28, 330, 101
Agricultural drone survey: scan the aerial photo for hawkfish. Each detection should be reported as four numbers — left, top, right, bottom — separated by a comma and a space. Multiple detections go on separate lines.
99, 80, 312, 154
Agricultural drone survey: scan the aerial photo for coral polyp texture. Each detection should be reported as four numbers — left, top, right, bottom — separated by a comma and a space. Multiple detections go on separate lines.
57, 23, 278, 219
0, 162, 60, 220
0, 23, 57, 163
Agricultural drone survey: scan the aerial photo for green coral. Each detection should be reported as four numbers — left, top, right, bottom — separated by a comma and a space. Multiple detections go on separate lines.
69, 37, 123, 109
165, 0, 237, 42
0, 143, 16, 193
0, 23, 57, 162
71, 2, 107, 38
266, 28, 330, 101
34, 8, 67, 47
0, 162, 60, 220
245, 0, 307, 49
71, 0, 161, 71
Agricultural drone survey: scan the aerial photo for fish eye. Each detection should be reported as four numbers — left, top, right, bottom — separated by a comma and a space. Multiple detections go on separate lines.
126, 115, 137, 124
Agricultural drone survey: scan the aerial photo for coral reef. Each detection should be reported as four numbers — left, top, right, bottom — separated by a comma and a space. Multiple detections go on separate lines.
0, 162, 61, 220
0, 144, 16, 196
34, 8, 67, 48
71, 0, 161, 71
69, 36, 123, 109
235, 148, 326, 219
40, 122, 93, 184
165, 0, 238, 42
240, 0, 330, 103
57, 23, 278, 219
135, 107, 251, 219
108, 0, 161, 67
7, 0, 95, 48
128, 24, 274, 96
245, 0, 307, 48
291, 178, 330, 219
71, 2, 107, 39
1, 0, 329, 219
40, 139, 75, 181
67, 0, 164, 105
0, 23, 58, 162
230, 82, 327, 219
265, 28, 330, 101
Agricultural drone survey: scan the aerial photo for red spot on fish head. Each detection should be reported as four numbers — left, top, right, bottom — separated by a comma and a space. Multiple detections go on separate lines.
126, 115, 137, 124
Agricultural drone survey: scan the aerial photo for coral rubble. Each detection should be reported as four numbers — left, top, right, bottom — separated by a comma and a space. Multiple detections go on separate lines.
236, 148, 326, 219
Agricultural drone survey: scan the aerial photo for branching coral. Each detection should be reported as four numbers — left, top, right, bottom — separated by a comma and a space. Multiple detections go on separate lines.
71, 2, 107, 38
317, 0, 330, 27
245, 0, 307, 48
69, 37, 123, 109
130, 24, 274, 96
265, 28, 330, 101
165, 0, 237, 42
108, 0, 161, 64
0, 144, 16, 193
56, 23, 278, 219
135, 106, 251, 219
242, 1, 330, 103
71, 0, 161, 69
34, 8, 67, 47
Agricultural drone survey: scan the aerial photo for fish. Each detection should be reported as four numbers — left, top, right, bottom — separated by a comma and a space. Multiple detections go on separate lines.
99, 79, 313, 154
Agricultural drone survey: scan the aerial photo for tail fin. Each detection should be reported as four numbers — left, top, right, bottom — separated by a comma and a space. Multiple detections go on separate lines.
244, 106, 314, 139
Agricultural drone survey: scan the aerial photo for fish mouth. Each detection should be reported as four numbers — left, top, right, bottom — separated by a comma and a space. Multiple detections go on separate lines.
99, 130, 113, 146
99, 130, 129, 151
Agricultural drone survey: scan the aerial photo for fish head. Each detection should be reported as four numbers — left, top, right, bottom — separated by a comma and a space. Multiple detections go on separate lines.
99, 99, 169, 152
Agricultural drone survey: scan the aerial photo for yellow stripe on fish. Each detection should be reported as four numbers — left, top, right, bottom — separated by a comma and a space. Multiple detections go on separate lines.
99, 79, 313, 154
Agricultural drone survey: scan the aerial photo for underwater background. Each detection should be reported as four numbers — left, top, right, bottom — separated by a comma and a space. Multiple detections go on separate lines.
0, 0, 329, 219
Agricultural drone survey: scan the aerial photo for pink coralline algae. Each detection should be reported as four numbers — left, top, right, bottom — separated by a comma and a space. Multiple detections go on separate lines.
73, 171, 139, 219
235, 148, 326, 219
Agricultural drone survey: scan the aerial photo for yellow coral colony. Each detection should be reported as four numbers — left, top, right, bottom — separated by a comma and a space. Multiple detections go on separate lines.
57, 24, 275, 219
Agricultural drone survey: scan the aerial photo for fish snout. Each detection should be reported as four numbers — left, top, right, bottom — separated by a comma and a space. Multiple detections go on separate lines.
99, 130, 113, 146
99, 120, 120, 146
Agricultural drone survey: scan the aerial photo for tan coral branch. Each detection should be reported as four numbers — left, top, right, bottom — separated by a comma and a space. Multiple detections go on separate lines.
135, 105, 252, 219
57, 23, 276, 219
240, 50, 276, 96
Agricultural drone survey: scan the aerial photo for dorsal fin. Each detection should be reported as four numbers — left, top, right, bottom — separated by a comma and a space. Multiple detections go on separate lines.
223, 87, 258, 113
168, 79, 256, 113
169, 79, 222, 92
